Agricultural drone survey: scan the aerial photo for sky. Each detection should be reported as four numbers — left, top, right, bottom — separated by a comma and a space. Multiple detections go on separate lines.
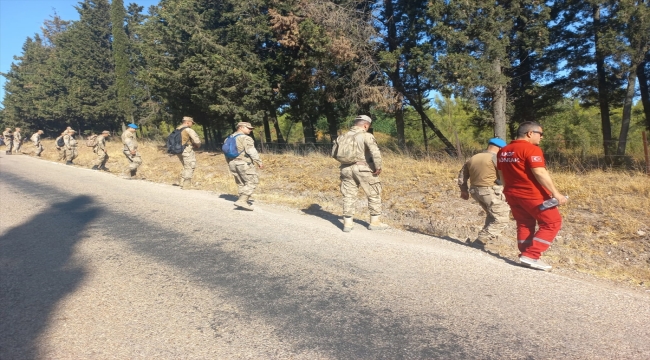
0, 0, 159, 105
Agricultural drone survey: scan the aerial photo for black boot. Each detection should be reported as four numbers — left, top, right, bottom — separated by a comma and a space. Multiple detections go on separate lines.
91, 165, 99, 170
130, 169, 137, 177
66, 161, 73, 165
5, 151, 11, 155
99, 166, 109, 172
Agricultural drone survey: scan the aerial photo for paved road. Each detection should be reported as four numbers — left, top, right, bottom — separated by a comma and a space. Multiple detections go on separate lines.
1, 153, 649, 359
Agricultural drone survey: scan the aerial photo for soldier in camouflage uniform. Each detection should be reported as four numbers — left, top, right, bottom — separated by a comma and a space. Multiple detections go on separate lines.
225, 122, 263, 210
175, 116, 202, 189
457, 137, 511, 249
3, 128, 13, 154
30, 130, 44, 156
12, 127, 22, 154
333, 115, 388, 232
55, 130, 67, 160
121, 123, 142, 179
63, 129, 78, 164
91, 130, 111, 171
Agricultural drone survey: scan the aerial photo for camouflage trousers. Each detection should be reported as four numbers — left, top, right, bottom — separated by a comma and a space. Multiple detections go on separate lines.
340, 164, 382, 217
93, 149, 108, 167
123, 151, 142, 171
65, 148, 78, 161
177, 150, 196, 181
469, 185, 510, 242
34, 142, 43, 156
57, 147, 65, 160
4, 141, 13, 153
13, 140, 22, 154
228, 160, 258, 196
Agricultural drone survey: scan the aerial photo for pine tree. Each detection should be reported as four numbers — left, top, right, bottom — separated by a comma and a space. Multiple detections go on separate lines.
428, 0, 551, 140
49, 0, 117, 132
111, 0, 134, 124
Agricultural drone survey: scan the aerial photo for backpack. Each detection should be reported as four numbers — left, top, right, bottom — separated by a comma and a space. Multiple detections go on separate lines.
56, 136, 65, 147
332, 131, 364, 164
166, 127, 189, 154
85, 134, 98, 147
222, 134, 243, 159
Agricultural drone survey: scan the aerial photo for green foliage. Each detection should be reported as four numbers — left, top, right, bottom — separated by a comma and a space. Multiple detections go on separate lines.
111, 0, 133, 123
1, 0, 648, 161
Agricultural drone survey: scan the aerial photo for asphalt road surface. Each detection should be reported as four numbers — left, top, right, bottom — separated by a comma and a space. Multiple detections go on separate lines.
1, 153, 649, 359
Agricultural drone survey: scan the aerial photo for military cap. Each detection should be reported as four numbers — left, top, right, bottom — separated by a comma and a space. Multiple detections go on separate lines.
237, 122, 254, 129
355, 115, 372, 124
488, 137, 507, 148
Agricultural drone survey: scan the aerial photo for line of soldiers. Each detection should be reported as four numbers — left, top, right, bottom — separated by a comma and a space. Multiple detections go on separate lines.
2, 116, 566, 270
2, 127, 24, 155
2, 127, 46, 156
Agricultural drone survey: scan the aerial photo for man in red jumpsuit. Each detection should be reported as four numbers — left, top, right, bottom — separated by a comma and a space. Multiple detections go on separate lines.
497, 121, 568, 271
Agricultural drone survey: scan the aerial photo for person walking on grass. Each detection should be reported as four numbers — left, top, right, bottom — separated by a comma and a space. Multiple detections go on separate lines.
91, 130, 111, 171
55, 130, 67, 161
12, 127, 22, 154
497, 121, 568, 271
3, 128, 13, 154
332, 115, 388, 232
457, 137, 510, 249
63, 129, 78, 165
175, 116, 202, 189
224, 122, 263, 210
121, 123, 142, 179
30, 130, 44, 156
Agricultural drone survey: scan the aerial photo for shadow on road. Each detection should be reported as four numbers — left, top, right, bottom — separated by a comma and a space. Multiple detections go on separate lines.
301, 203, 372, 230
218, 194, 238, 202
1, 173, 471, 359
403, 225, 521, 267
0, 192, 102, 359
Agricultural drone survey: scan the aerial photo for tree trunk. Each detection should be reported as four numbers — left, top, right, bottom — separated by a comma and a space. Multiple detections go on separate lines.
267, 103, 285, 143
594, 5, 613, 156
325, 102, 339, 143
395, 98, 405, 148
637, 60, 650, 131
384, 0, 406, 147
421, 116, 428, 153
405, 94, 457, 156
492, 58, 507, 140
262, 110, 272, 143
617, 67, 638, 157
202, 124, 210, 150
301, 116, 316, 144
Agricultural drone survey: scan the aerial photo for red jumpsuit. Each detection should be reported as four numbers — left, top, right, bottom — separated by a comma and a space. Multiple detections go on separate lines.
497, 140, 562, 259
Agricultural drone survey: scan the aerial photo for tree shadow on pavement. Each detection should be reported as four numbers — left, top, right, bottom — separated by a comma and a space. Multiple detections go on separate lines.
0, 193, 102, 360
0, 175, 485, 359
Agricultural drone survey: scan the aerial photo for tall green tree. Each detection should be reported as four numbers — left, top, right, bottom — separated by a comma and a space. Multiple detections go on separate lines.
111, 0, 134, 123
428, 0, 551, 140
49, 0, 117, 131
377, 0, 457, 154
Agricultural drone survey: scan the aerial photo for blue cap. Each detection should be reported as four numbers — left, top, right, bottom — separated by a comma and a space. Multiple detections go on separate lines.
488, 137, 507, 148
127, 123, 139, 129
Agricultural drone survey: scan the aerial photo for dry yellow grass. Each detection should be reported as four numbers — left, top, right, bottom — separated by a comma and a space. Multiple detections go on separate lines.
20, 139, 650, 288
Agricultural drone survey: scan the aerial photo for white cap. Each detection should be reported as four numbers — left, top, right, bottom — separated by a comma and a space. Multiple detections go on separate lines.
355, 115, 372, 124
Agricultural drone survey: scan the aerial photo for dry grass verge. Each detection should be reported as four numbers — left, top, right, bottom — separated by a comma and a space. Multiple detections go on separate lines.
18, 139, 650, 288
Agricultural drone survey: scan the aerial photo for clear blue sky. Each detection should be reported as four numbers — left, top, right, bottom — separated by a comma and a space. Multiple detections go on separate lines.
0, 0, 158, 106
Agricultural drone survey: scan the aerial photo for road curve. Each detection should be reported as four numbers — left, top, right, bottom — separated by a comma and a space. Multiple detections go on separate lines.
1, 153, 649, 359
